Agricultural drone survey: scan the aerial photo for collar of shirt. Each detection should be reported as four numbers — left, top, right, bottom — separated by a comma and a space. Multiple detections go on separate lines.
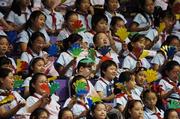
99, 77, 114, 85
145, 107, 162, 115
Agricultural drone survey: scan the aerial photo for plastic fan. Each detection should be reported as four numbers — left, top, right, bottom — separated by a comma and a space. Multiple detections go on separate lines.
16, 59, 28, 73
40, 83, 50, 94
48, 76, 57, 82
75, 80, 88, 96
157, 22, 166, 33
72, 20, 86, 33
115, 27, 129, 42
144, 69, 158, 83
160, 45, 176, 59
139, 50, 149, 60
168, 100, 180, 109
47, 44, 59, 56
91, 96, 102, 103
98, 46, 111, 56
0, 94, 15, 106
69, 43, 83, 57
88, 48, 96, 61
50, 82, 60, 95
80, 57, 95, 63
100, 55, 112, 62
13, 75, 24, 89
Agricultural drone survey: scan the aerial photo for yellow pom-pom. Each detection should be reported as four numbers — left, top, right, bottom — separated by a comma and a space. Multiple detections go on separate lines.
115, 27, 129, 42
139, 50, 149, 60
91, 96, 102, 103
144, 69, 158, 83
157, 22, 166, 33
48, 76, 57, 82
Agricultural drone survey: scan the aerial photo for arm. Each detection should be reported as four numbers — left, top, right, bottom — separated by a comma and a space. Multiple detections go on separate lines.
97, 91, 114, 102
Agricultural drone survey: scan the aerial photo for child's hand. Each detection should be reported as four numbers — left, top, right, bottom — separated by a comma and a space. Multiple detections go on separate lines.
18, 101, 26, 108
40, 94, 51, 106
69, 57, 77, 66
142, 25, 150, 31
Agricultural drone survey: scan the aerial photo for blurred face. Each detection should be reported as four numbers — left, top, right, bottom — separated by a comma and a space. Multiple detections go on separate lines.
93, 104, 107, 119
67, 14, 79, 32
126, 75, 136, 90
103, 65, 117, 80
44, 0, 56, 8
136, 71, 146, 87
168, 111, 179, 119
164, 17, 175, 31
34, 15, 46, 30
0, 38, 9, 55
113, 20, 125, 32
132, 38, 146, 50
61, 110, 74, 119
33, 75, 48, 95
79, 0, 90, 13
31, 36, 45, 53
169, 39, 180, 50
167, 65, 180, 82
38, 111, 49, 119
96, 33, 110, 48
107, 0, 119, 12
1, 72, 14, 90
129, 102, 144, 119
79, 66, 92, 79
144, 0, 155, 14
95, 19, 108, 33
144, 92, 157, 109
32, 60, 45, 73
21, 0, 30, 7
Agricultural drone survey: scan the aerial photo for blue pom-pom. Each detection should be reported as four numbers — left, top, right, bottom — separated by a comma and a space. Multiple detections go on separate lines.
98, 46, 111, 56
47, 44, 59, 56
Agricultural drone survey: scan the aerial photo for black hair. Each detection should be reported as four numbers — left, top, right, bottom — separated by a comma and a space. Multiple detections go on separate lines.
77, 58, 93, 72
0, 68, 12, 87
29, 73, 47, 95
91, 13, 108, 31
110, 16, 124, 27
161, 35, 179, 47
58, 107, 73, 119
118, 71, 134, 84
25, 10, 46, 29
64, 10, 78, 22
135, 67, 146, 74
100, 60, 117, 77
0, 56, 12, 68
123, 100, 143, 119
75, 0, 83, 11
30, 108, 49, 119
62, 33, 83, 51
161, 60, 179, 77
28, 31, 46, 48
0, 35, 9, 43
142, 89, 157, 102
139, 0, 155, 10
128, 34, 145, 51
164, 109, 178, 119
70, 75, 87, 96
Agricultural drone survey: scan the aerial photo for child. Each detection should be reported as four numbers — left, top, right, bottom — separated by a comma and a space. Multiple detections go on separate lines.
95, 60, 117, 103
30, 107, 49, 119
17, 10, 50, 52
26, 73, 60, 119
104, 0, 127, 25
0, 68, 26, 118
58, 107, 74, 119
0, 12, 14, 31
114, 71, 142, 112
22, 57, 46, 98
42, 0, 64, 36
124, 100, 144, 119
164, 109, 179, 119
63, 75, 91, 119
122, 34, 151, 71
143, 90, 164, 119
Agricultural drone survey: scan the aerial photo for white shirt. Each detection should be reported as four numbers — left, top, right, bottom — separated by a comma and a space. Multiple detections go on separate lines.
43, 9, 64, 30
0, 12, 4, 19
57, 28, 72, 41
78, 14, 92, 30
144, 107, 164, 119
90, 0, 104, 6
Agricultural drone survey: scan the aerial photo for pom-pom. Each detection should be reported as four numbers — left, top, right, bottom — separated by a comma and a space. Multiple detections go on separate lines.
115, 27, 129, 42
144, 69, 158, 83
69, 43, 83, 57
157, 22, 166, 33
98, 46, 111, 56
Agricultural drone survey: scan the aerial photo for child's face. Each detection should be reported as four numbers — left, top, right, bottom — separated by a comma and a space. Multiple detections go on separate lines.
132, 38, 145, 50
93, 104, 107, 119
129, 102, 144, 119
167, 65, 180, 82
95, 33, 110, 48
21, 0, 30, 7
168, 111, 179, 119
126, 75, 136, 90
32, 60, 45, 73
0, 38, 9, 55
107, 0, 119, 12
33, 75, 48, 95
144, 92, 157, 109
103, 65, 117, 80
95, 19, 108, 33
67, 14, 79, 31
1, 72, 14, 90
44, 0, 56, 8
34, 15, 46, 30
136, 71, 146, 87
79, 66, 92, 79
169, 38, 180, 50
31, 36, 45, 53
61, 110, 74, 119
113, 20, 125, 32
144, 0, 155, 14
38, 111, 49, 119
164, 17, 175, 30
79, 0, 90, 13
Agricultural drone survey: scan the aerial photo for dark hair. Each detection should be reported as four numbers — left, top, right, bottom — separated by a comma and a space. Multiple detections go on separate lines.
28, 31, 45, 48
104, 0, 120, 11
159, 10, 175, 21
30, 108, 49, 119
110, 16, 124, 27
62, 33, 83, 51
142, 89, 157, 102
161, 35, 179, 47
70, 75, 87, 96
124, 100, 143, 119
0, 68, 12, 87
139, 0, 155, 10
64, 11, 78, 21
128, 34, 145, 51
164, 109, 178, 119
58, 107, 73, 119
118, 71, 134, 83
28, 57, 45, 75
100, 60, 117, 77
25, 10, 46, 29
161, 60, 179, 77
91, 14, 108, 31
75, 0, 83, 11
0, 56, 12, 68
77, 58, 93, 71
0, 35, 8, 41
135, 67, 146, 74
29, 73, 46, 95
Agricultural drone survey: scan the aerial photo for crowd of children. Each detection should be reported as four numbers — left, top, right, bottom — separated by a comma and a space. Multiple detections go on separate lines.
0, 0, 179, 119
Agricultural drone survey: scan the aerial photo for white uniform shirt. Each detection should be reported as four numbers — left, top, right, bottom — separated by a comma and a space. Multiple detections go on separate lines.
57, 28, 72, 41
78, 14, 92, 30
144, 107, 164, 119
